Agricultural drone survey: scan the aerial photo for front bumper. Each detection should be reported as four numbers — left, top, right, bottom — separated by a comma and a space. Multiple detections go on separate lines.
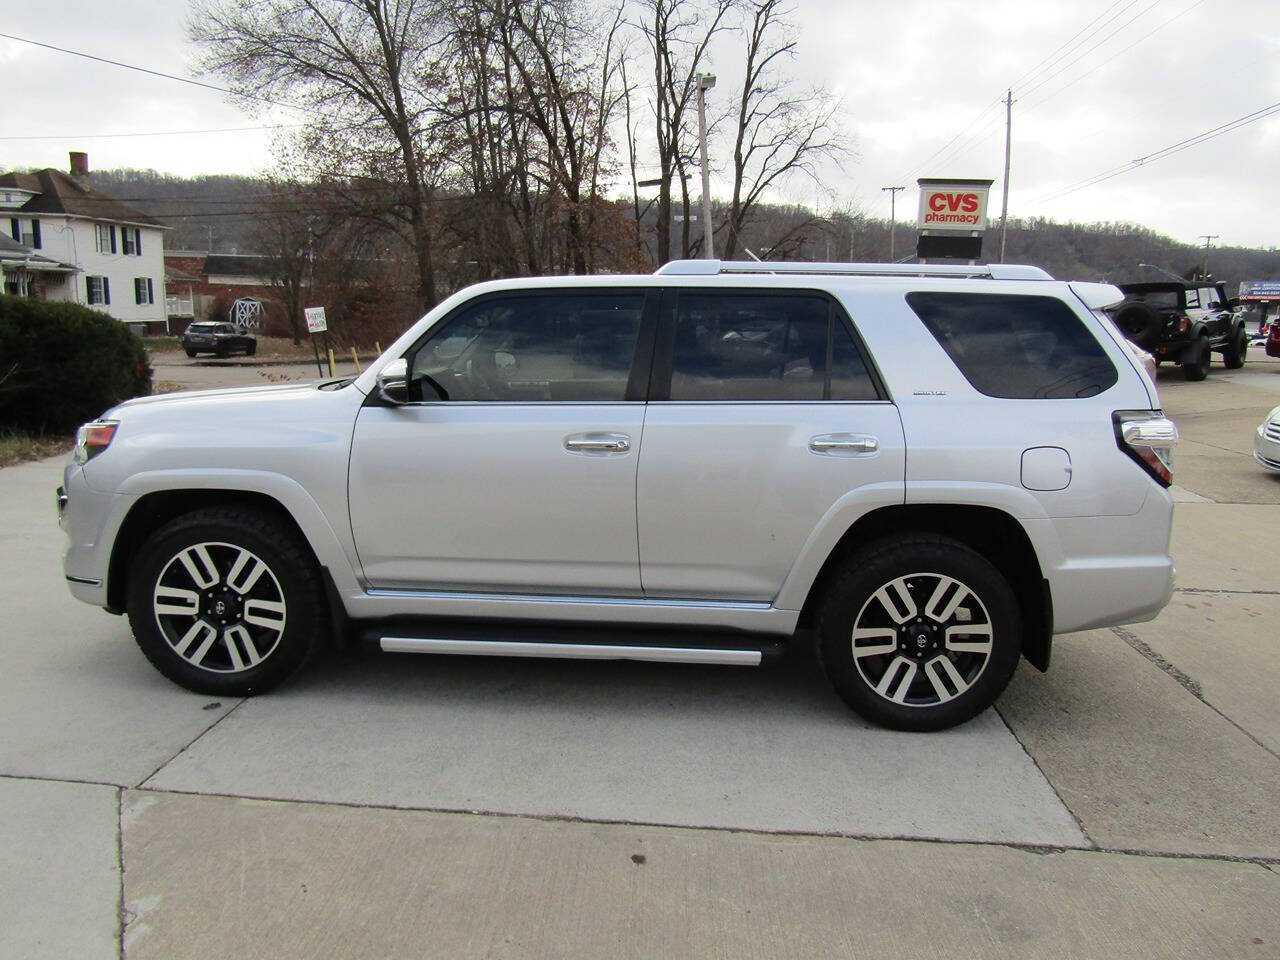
1256, 423, 1280, 472
60, 461, 128, 608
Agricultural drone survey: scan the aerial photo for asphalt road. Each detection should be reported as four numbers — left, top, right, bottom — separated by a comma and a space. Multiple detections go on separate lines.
2, 350, 1277, 958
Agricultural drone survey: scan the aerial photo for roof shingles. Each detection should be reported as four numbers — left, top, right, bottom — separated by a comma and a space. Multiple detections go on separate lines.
0, 169, 162, 227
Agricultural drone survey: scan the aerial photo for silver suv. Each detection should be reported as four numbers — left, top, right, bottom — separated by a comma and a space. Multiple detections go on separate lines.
58, 261, 1177, 731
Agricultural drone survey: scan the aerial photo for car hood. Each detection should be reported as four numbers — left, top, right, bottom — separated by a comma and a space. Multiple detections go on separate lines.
108, 381, 325, 415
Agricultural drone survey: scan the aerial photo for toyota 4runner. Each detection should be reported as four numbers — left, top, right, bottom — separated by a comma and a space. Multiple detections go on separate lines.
58, 261, 1177, 731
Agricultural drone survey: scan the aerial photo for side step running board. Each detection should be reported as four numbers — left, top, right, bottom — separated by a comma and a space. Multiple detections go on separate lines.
380, 636, 764, 666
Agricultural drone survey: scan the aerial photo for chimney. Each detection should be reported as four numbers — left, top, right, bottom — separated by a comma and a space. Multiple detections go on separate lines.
69, 151, 90, 189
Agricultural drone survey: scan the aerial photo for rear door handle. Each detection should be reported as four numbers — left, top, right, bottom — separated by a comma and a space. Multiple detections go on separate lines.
809, 433, 879, 456
565, 432, 631, 455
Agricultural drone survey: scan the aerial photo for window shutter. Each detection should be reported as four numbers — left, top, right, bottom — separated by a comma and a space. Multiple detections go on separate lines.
147, 278, 154, 304
135, 229, 142, 256
103, 277, 111, 305
9, 218, 17, 241
31, 220, 41, 249
134, 279, 143, 305
110, 226, 117, 254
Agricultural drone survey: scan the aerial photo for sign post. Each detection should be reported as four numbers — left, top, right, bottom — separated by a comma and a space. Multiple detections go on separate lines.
915, 178, 993, 262
304, 307, 327, 377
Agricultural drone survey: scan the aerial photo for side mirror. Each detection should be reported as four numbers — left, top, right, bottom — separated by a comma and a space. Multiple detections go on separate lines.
376, 358, 409, 405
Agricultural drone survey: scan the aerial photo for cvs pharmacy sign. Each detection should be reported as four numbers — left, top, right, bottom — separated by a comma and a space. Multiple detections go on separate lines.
916, 179, 991, 232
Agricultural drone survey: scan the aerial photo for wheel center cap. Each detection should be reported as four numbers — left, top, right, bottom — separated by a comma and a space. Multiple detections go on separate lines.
915, 633, 929, 648
214, 600, 227, 616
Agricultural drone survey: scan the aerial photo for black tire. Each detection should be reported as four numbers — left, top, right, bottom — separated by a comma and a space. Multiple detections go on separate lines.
126, 507, 326, 696
1112, 301, 1163, 350
1222, 328, 1248, 369
1183, 335, 1210, 381
815, 535, 1022, 732
184, 348, 198, 358
246, 341, 257, 357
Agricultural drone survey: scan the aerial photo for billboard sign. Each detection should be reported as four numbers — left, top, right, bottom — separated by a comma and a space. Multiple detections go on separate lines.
917, 179, 993, 232
1239, 280, 1280, 301
304, 306, 327, 333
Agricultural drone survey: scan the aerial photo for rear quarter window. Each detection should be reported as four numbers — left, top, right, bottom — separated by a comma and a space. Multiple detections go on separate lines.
906, 292, 1119, 399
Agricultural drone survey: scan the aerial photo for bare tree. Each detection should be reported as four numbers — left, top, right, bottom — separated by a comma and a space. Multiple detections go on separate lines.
721, 0, 848, 260
190, 0, 443, 307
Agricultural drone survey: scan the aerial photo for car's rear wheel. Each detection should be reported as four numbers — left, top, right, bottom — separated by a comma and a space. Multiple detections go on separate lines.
815, 536, 1022, 731
184, 348, 197, 358
1222, 328, 1248, 369
246, 341, 257, 357
1183, 335, 1211, 381
126, 508, 325, 696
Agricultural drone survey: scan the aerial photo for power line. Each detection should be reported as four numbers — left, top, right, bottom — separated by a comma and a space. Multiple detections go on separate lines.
1008, 0, 1135, 91
1019, 0, 1206, 116
1013, 0, 1150, 94
1030, 100, 1280, 204
0, 32, 304, 112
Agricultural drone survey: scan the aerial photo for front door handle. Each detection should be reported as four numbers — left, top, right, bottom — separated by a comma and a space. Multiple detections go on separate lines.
809, 433, 879, 456
565, 432, 631, 455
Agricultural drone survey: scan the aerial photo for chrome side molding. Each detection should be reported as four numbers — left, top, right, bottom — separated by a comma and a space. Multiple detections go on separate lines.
379, 636, 763, 666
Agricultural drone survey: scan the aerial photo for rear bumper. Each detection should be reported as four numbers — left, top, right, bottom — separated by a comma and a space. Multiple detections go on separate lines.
1028, 486, 1176, 635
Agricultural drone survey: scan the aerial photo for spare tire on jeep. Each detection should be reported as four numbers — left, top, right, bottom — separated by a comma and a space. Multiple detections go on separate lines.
1111, 300, 1163, 350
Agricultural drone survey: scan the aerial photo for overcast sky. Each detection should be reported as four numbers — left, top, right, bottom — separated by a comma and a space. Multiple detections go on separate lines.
2, 0, 1277, 248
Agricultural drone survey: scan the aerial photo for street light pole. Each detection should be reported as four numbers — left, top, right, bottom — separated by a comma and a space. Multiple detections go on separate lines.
697, 73, 716, 259
1198, 234, 1219, 280
882, 186, 904, 260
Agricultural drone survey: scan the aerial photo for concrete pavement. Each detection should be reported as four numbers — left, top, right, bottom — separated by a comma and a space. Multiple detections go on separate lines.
1, 351, 1276, 957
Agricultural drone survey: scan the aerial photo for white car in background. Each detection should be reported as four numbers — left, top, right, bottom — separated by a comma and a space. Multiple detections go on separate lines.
1256, 406, 1280, 472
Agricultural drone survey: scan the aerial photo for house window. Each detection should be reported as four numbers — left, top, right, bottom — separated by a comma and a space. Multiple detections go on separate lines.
95, 223, 117, 254
87, 276, 111, 305
122, 227, 142, 256
134, 278, 155, 305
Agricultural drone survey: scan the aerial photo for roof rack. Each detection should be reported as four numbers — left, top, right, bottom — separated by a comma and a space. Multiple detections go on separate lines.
654, 260, 1054, 281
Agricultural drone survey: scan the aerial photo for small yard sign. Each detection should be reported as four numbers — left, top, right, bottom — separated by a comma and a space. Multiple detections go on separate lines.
304, 307, 328, 333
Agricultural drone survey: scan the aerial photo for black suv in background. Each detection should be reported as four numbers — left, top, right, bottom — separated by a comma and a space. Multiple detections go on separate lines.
1109, 282, 1248, 381
181, 322, 257, 359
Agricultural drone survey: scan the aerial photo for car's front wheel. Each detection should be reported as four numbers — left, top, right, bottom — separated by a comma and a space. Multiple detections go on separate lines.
126, 507, 326, 696
816, 536, 1022, 731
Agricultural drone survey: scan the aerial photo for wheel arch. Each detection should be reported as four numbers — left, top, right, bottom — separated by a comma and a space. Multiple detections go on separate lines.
796, 504, 1052, 671
105, 478, 358, 623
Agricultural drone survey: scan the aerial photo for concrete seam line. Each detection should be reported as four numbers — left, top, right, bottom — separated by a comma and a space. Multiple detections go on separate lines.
993, 704, 1095, 849
133, 698, 248, 789
1174, 587, 1280, 596
0, 771, 121, 789
124, 783, 1279, 867
1111, 626, 1280, 762
116, 787, 126, 960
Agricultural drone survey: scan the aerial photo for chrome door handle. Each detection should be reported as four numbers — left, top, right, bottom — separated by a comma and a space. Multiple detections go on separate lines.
564, 433, 631, 454
809, 434, 879, 455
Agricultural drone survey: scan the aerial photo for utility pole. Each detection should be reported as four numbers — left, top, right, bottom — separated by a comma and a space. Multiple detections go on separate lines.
1198, 234, 1219, 280
881, 186, 904, 260
999, 89, 1013, 264
696, 73, 717, 260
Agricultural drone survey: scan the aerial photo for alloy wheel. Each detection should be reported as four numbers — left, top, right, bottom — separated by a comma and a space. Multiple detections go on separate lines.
152, 541, 288, 673
851, 572, 994, 707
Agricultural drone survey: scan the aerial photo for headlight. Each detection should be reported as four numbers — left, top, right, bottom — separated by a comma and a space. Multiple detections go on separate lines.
73, 420, 118, 463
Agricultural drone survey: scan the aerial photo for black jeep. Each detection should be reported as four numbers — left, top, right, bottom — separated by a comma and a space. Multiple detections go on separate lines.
1109, 282, 1248, 381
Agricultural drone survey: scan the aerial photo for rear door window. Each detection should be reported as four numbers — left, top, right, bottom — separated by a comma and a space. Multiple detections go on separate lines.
666, 293, 879, 401
906, 292, 1118, 399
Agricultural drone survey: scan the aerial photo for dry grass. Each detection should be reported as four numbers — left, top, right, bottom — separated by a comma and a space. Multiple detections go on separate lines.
0, 431, 72, 468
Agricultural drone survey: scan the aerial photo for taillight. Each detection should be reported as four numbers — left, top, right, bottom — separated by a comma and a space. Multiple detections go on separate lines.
1177, 316, 1190, 334
1113, 411, 1177, 487
73, 420, 118, 463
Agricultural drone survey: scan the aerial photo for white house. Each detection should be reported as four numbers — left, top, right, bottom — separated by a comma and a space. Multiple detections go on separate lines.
0, 152, 169, 333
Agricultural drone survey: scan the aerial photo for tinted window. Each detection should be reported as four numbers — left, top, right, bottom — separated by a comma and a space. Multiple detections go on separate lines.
409, 293, 643, 402
1183, 288, 1200, 309
906, 292, 1118, 399
669, 293, 878, 401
